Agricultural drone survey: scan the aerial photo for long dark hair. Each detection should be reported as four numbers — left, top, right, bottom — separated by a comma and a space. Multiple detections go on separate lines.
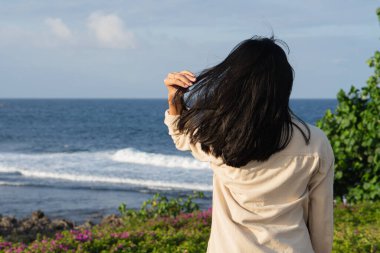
172, 35, 310, 168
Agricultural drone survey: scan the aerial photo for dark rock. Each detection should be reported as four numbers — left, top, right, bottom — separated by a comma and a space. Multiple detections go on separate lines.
51, 219, 74, 230
39, 217, 51, 226
0, 211, 120, 243
100, 214, 123, 226
31, 210, 45, 220
17, 219, 34, 232
75, 220, 94, 230
0, 216, 17, 232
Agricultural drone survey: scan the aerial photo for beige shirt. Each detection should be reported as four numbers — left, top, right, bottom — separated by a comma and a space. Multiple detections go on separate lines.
164, 109, 334, 253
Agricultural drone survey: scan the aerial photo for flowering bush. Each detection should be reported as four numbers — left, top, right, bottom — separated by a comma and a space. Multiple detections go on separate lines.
0, 192, 212, 253
0, 193, 378, 252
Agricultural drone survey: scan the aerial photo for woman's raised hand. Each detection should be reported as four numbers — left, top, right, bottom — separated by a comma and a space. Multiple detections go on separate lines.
164, 70, 196, 99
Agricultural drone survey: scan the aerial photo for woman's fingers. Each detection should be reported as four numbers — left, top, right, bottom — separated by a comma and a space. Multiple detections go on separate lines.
167, 72, 195, 85
180, 70, 196, 80
164, 76, 189, 88
180, 70, 195, 76
169, 72, 194, 85
164, 70, 197, 91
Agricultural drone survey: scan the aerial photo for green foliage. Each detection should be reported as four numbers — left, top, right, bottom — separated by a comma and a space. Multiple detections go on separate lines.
1, 198, 379, 252
119, 191, 205, 219
317, 9, 380, 202
333, 201, 380, 253
0, 192, 212, 253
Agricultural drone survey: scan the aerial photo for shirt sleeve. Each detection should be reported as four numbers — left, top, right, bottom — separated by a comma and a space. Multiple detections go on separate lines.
163, 109, 222, 164
307, 140, 335, 253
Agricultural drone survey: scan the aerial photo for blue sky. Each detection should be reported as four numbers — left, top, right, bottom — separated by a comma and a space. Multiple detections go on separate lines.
0, 1, 379, 98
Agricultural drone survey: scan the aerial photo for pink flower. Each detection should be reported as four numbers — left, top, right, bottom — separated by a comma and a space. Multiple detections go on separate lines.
111, 231, 130, 239
0, 242, 12, 249
74, 230, 92, 242
70, 229, 80, 235
12, 244, 26, 253
76, 234, 90, 242
55, 232, 64, 240
198, 209, 212, 220
119, 232, 130, 239
184, 213, 193, 219
59, 244, 69, 250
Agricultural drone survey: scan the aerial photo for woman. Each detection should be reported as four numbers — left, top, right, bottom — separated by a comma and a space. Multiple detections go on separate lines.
163, 36, 334, 253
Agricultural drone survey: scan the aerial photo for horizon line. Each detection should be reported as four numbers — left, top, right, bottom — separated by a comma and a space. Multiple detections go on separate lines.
0, 97, 337, 100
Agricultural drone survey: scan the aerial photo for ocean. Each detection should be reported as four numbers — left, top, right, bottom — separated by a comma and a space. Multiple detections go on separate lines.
0, 99, 337, 223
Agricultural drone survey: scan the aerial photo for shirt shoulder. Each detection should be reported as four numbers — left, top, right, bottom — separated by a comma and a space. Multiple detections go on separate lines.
288, 119, 334, 171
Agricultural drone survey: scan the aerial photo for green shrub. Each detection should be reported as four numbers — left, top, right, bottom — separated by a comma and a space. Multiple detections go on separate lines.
118, 191, 205, 219
317, 8, 380, 202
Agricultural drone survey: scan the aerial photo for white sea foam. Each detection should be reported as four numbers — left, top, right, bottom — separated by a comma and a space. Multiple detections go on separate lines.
0, 149, 213, 191
0, 165, 21, 174
0, 181, 26, 186
0, 166, 211, 191
111, 148, 209, 169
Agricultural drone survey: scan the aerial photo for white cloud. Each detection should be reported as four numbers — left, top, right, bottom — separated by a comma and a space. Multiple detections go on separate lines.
45, 18, 72, 40
87, 11, 136, 49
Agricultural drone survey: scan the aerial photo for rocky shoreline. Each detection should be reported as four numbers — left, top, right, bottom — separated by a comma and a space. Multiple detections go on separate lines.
0, 210, 122, 243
